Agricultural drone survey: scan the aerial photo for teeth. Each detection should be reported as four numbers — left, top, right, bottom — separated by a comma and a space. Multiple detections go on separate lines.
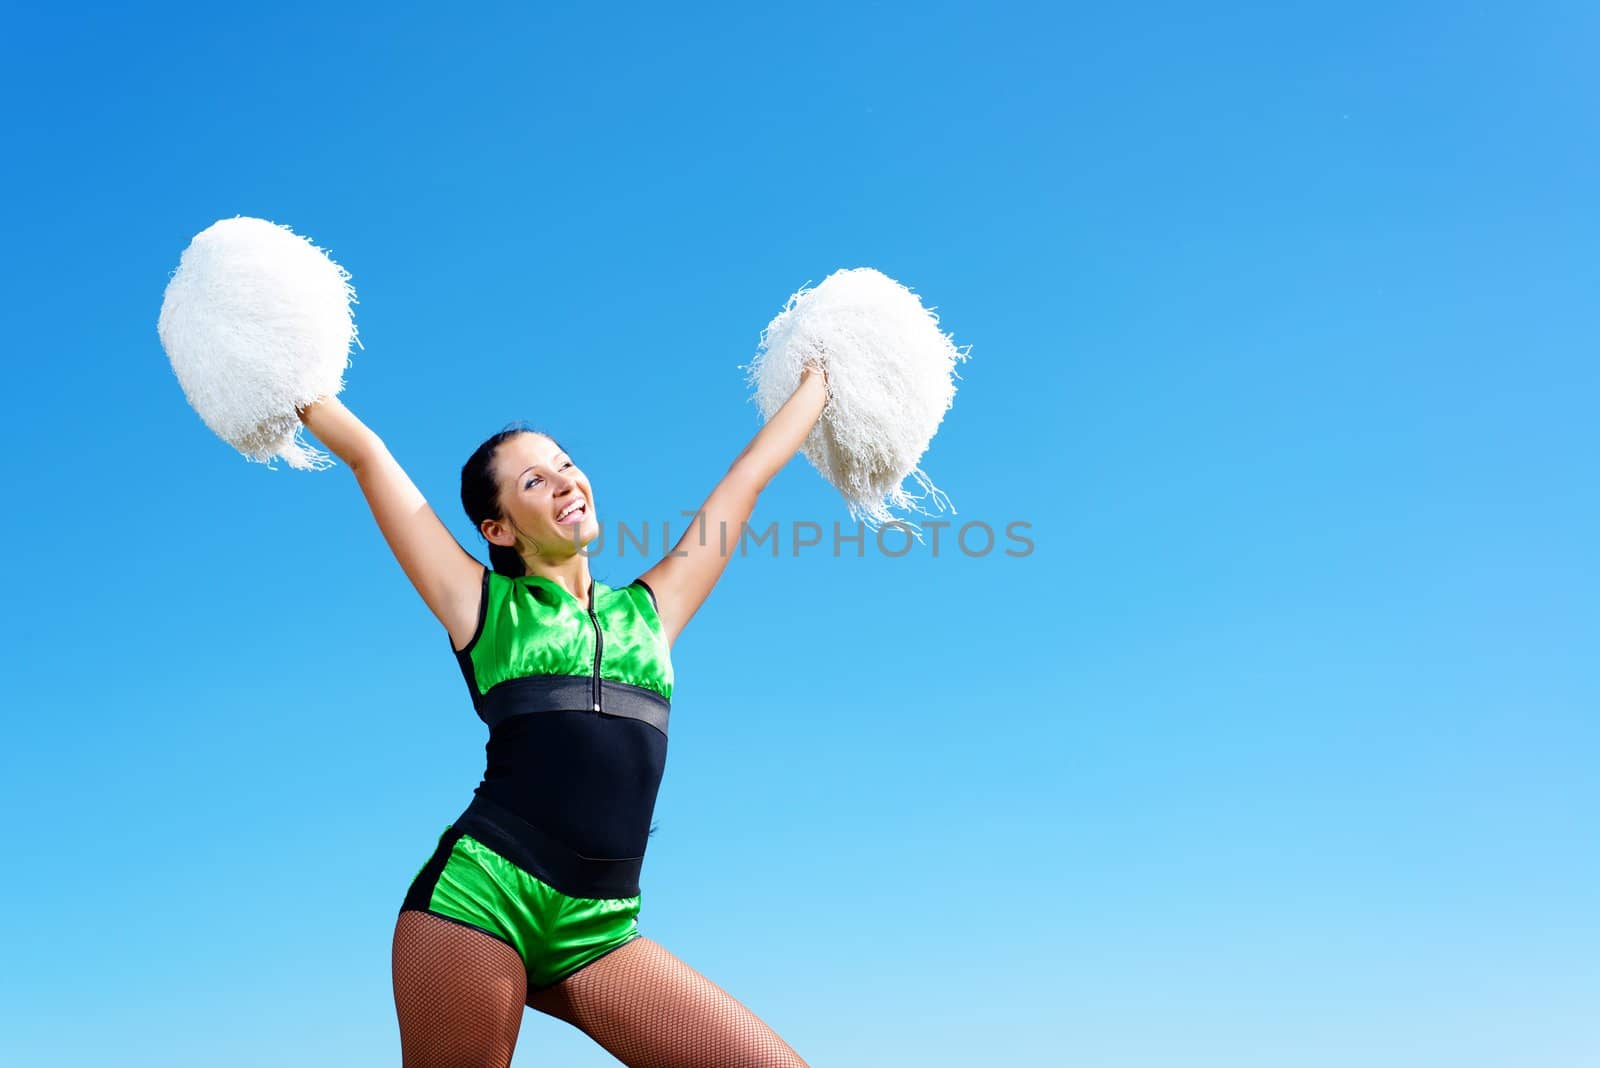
558, 499, 587, 521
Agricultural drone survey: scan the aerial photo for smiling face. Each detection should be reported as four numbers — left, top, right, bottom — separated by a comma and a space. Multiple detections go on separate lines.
483, 432, 598, 561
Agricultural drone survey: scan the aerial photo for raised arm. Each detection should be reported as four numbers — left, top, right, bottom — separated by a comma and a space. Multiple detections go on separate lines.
637, 366, 829, 647
297, 395, 486, 651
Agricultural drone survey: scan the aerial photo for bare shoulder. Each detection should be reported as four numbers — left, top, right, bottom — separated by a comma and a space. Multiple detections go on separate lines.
633, 560, 685, 649
628, 574, 660, 614
441, 555, 491, 653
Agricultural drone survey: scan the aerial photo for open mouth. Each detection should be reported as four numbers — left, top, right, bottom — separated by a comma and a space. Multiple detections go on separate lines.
556, 499, 588, 525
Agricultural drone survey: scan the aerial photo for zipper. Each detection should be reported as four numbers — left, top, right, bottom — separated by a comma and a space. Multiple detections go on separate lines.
586, 579, 603, 712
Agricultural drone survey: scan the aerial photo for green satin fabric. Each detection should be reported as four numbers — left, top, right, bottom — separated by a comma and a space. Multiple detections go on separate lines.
463, 571, 674, 701
426, 829, 641, 988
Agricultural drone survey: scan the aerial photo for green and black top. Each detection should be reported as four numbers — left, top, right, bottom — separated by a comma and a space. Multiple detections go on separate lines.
446, 567, 674, 899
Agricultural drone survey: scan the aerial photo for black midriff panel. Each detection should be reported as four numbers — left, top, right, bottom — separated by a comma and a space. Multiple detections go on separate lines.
476, 709, 668, 862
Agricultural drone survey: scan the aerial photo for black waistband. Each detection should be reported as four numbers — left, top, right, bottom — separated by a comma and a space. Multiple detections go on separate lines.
477, 675, 671, 736
451, 790, 644, 900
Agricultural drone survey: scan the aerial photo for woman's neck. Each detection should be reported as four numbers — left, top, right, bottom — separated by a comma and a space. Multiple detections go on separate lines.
523, 554, 593, 605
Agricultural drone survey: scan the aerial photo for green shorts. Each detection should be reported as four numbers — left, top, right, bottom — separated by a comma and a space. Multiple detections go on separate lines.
400, 822, 643, 990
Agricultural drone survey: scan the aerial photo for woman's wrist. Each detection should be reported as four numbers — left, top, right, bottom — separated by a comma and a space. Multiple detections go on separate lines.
296, 394, 375, 467
297, 393, 340, 425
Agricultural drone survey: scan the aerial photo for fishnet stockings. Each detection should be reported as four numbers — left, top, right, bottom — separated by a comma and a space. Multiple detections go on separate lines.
393, 911, 808, 1067
528, 935, 808, 1067
393, 910, 525, 1068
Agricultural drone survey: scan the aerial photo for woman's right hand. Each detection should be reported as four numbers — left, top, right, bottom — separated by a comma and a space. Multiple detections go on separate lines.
297, 393, 339, 429
296, 395, 375, 468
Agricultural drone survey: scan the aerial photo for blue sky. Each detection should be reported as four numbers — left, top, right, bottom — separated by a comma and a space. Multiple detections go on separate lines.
2, 2, 1596, 1065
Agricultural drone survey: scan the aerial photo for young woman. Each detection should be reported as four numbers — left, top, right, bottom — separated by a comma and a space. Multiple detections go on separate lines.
296, 364, 828, 1068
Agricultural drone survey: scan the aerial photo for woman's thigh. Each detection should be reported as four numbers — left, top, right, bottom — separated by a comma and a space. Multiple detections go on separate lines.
526, 935, 808, 1068
392, 910, 527, 1068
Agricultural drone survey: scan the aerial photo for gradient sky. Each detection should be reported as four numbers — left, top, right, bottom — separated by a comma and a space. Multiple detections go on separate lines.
1, 3, 1596, 1066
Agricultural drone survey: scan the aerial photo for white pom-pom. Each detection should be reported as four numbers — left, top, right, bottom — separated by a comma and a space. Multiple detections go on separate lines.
157, 216, 359, 470
746, 268, 969, 529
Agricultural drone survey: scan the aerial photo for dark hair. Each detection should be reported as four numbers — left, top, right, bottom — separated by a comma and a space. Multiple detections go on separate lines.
459, 423, 567, 578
